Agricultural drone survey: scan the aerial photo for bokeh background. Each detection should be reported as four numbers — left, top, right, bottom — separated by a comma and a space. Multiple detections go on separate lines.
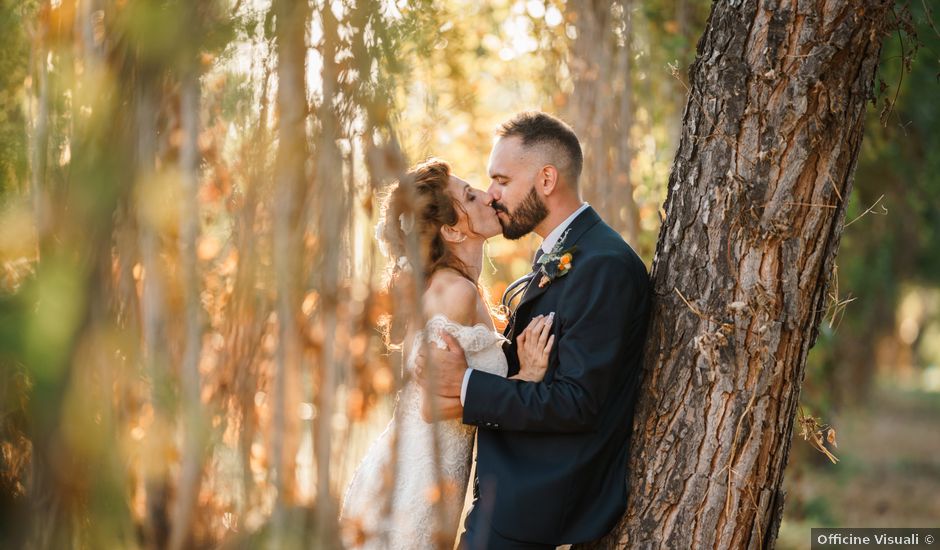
0, 0, 937, 548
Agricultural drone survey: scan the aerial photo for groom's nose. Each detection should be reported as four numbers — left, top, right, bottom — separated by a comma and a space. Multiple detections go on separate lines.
485, 183, 499, 202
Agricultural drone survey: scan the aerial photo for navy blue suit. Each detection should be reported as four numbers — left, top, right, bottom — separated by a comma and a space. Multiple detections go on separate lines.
460, 207, 651, 548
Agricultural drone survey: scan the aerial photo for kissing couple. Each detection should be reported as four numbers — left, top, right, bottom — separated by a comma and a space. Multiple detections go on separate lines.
340, 111, 652, 549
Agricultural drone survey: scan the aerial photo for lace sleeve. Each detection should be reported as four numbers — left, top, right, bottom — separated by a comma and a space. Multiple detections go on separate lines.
422, 314, 508, 354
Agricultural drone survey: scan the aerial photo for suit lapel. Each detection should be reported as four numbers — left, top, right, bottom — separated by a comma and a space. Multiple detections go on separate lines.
514, 206, 602, 312
515, 272, 550, 311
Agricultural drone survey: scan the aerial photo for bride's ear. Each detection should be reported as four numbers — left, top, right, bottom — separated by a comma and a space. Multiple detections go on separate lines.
440, 224, 467, 244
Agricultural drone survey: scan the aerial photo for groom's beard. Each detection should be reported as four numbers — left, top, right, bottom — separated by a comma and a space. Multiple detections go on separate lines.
494, 187, 548, 240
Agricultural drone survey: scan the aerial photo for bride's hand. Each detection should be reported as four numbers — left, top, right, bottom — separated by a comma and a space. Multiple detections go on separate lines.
511, 313, 555, 382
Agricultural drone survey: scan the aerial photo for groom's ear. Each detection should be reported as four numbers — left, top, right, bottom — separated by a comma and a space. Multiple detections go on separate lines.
539, 165, 559, 196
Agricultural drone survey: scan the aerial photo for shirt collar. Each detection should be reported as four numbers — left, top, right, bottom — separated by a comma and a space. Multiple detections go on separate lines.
540, 202, 590, 254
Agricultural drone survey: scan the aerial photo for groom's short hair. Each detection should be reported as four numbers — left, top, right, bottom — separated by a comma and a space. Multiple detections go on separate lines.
497, 111, 583, 189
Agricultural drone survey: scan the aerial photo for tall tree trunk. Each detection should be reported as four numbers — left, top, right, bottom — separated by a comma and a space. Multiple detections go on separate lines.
310, 2, 343, 547
168, 32, 205, 550
614, 0, 640, 242
227, 53, 272, 518
271, 0, 309, 546
135, 70, 173, 550
564, 0, 640, 242
29, 0, 50, 247
578, 1, 894, 548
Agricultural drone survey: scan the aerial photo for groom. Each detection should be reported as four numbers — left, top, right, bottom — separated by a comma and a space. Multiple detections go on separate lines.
418, 111, 651, 548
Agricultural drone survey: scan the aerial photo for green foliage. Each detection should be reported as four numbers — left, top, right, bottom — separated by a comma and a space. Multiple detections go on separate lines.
859, 2, 940, 286
802, 1, 940, 412
802, 494, 837, 525
117, 1, 235, 72
0, 0, 32, 199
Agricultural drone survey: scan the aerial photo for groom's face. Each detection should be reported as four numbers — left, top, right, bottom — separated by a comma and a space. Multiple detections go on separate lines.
486, 136, 549, 240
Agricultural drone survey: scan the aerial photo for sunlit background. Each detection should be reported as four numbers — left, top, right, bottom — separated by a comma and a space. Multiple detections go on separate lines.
0, 0, 937, 548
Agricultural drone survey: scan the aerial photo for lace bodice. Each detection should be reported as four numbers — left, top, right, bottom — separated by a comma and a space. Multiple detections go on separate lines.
340, 314, 509, 549
406, 313, 510, 377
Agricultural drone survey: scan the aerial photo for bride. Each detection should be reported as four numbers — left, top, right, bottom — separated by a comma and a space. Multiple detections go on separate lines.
340, 158, 554, 549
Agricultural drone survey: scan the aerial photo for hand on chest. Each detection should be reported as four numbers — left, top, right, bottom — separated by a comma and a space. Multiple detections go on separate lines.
504, 283, 566, 379
507, 271, 567, 337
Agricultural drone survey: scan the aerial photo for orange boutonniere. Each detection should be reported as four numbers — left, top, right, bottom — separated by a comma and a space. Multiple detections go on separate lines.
536, 246, 578, 288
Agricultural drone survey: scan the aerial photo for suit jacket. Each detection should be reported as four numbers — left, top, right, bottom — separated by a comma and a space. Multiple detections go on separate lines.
463, 206, 652, 544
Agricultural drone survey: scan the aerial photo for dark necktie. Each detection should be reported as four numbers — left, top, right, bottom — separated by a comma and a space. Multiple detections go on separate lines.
531, 248, 545, 271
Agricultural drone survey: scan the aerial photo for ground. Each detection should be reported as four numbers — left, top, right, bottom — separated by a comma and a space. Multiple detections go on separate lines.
778, 385, 940, 549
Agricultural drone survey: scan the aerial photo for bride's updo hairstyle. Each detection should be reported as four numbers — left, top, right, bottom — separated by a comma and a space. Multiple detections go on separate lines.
375, 158, 476, 346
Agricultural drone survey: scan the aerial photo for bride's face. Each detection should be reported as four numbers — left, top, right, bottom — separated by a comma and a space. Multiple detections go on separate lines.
446, 175, 502, 240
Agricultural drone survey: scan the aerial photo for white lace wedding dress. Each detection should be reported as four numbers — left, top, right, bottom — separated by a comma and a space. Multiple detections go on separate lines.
340, 314, 509, 549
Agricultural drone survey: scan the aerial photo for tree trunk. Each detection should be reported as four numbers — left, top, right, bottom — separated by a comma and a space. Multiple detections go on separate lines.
29, 0, 50, 245
310, 2, 344, 547
578, 1, 894, 548
271, 0, 309, 546
613, 0, 640, 242
135, 70, 173, 550
168, 35, 205, 550
564, 0, 640, 242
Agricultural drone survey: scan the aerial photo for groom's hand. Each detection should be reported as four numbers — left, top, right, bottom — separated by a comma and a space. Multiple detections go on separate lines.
415, 332, 467, 398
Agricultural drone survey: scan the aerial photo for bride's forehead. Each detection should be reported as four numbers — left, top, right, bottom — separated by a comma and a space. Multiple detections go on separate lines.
449, 175, 473, 191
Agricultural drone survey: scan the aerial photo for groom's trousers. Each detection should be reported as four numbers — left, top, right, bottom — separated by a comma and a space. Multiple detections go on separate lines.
458, 477, 555, 550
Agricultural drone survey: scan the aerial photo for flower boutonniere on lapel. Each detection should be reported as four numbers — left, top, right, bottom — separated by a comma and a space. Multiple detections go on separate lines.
536, 246, 578, 288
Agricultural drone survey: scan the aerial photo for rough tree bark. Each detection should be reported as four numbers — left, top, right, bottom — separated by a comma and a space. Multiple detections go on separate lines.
578, 1, 894, 548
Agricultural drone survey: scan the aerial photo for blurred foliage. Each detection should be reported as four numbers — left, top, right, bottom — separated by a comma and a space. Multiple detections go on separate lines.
0, 1, 32, 198
802, 0, 940, 414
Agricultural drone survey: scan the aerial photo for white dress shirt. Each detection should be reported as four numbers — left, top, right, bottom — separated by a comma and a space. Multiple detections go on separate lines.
460, 203, 590, 405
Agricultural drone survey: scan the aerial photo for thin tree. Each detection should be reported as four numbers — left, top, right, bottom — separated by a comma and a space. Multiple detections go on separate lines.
169, 3, 208, 548
271, 0, 309, 547
310, 1, 343, 546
